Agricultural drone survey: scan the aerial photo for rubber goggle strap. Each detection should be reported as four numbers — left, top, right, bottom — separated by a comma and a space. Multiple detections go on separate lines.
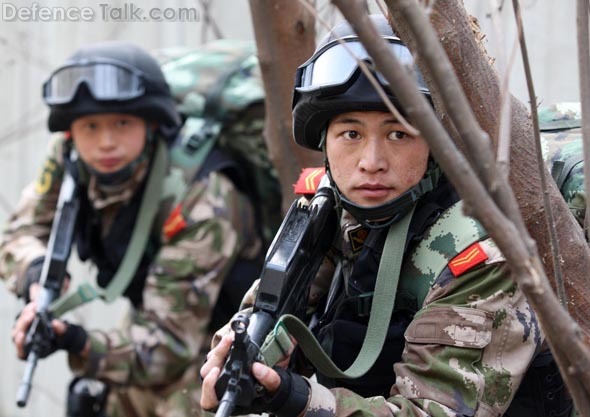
260, 205, 415, 378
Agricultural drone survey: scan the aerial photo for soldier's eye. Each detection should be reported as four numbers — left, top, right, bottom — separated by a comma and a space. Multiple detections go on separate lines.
387, 130, 410, 141
343, 130, 361, 140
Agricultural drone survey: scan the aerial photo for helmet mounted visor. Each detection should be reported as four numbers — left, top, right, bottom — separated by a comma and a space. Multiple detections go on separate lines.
43, 58, 166, 105
295, 36, 428, 95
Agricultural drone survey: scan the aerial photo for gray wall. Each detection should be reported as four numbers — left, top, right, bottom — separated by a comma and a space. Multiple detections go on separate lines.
0, 1, 578, 416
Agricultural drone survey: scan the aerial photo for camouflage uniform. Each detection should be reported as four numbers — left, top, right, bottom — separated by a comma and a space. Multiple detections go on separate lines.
0, 132, 262, 417
540, 102, 586, 227
232, 194, 541, 417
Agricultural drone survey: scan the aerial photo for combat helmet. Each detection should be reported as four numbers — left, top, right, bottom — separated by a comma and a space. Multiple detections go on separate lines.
292, 14, 439, 227
44, 41, 181, 134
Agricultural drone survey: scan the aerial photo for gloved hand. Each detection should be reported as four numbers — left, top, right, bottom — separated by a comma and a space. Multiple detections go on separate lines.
201, 335, 310, 416
26, 319, 88, 359
246, 367, 309, 417
13, 301, 88, 360
53, 321, 88, 356
216, 367, 309, 417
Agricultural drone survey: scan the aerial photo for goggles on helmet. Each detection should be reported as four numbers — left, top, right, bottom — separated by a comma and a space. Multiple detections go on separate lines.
295, 36, 427, 94
43, 58, 153, 105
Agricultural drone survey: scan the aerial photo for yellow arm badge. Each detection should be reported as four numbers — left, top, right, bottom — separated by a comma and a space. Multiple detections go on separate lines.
35, 159, 58, 195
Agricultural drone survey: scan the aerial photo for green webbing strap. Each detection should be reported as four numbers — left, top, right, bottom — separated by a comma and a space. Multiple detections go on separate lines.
50, 141, 168, 317
551, 157, 584, 190
261, 206, 415, 379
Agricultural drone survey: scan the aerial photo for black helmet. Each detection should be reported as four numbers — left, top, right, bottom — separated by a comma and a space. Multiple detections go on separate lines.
292, 15, 439, 228
292, 14, 429, 151
44, 41, 181, 133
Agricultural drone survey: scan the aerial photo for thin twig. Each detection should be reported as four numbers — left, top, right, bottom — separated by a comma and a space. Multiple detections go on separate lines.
383, 0, 530, 240
577, 0, 590, 242
489, 0, 519, 171
197, 0, 224, 41
331, 1, 590, 412
511, 0, 566, 307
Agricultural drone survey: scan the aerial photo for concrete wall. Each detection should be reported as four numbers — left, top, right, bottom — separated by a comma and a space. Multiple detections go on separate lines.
0, 1, 578, 416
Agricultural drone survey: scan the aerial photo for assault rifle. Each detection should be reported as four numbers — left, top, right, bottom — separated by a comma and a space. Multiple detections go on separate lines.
214, 178, 338, 417
16, 155, 80, 407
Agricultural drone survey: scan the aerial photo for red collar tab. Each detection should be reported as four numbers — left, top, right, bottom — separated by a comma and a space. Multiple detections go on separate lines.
293, 167, 326, 196
448, 242, 489, 277
163, 203, 187, 240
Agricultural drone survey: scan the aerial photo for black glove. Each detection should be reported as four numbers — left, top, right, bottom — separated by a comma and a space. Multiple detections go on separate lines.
24, 320, 88, 359
22, 257, 44, 303
232, 367, 309, 417
56, 322, 88, 355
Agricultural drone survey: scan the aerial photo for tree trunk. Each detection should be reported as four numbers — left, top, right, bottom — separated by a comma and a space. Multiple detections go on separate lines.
389, 0, 590, 342
248, 0, 322, 212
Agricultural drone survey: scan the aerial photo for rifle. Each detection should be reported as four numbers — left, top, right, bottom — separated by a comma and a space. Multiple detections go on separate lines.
214, 178, 338, 417
16, 154, 80, 407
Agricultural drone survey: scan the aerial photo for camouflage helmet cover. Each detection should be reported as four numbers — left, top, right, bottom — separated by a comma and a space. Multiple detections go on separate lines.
538, 102, 582, 132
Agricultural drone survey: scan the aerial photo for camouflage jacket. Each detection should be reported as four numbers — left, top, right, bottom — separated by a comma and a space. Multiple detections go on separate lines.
0, 133, 262, 387
235, 200, 540, 417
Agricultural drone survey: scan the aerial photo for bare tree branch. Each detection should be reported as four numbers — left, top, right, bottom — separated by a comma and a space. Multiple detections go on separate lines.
248, 0, 322, 212
331, 0, 590, 413
511, 0, 566, 306
390, 0, 590, 345
577, 0, 590, 241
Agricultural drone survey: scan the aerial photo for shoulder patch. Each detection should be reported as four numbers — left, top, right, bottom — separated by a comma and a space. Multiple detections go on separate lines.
35, 159, 58, 195
293, 167, 325, 196
163, 203, 188, 240
448, 242, 488, 277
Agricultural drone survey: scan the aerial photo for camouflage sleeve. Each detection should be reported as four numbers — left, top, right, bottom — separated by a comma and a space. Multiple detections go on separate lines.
303, 241, 540, 416
0, 134, 67, 296
69, 170, 262, 387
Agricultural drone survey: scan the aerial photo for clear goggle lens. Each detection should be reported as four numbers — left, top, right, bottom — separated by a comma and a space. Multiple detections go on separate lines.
43, 60, 145, 105
296, 37, 425, 92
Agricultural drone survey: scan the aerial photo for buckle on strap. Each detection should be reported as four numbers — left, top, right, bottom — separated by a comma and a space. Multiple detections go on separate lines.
356, 292, 374, 317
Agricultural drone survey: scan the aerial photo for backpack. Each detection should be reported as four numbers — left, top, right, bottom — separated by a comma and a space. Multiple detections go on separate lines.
157, 40, 283, 246
539, 103, 586, 228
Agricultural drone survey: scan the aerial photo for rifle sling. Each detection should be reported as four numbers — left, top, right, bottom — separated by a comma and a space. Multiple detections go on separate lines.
50, 140, 168, 317
261, 205, 415, 379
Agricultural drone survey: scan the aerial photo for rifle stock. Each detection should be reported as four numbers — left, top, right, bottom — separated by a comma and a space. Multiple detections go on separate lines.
16, 156, 80, 407
214, 180, 337, 417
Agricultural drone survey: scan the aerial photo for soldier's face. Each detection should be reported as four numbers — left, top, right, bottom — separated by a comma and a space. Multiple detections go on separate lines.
326, 111, 429, 207
71, 113, 147, 174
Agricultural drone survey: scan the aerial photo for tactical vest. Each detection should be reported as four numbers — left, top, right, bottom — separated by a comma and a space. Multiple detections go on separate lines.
312, 196, 572, 417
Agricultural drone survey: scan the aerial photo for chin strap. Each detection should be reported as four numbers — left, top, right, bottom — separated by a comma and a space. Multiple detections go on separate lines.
326, 160, 440, 229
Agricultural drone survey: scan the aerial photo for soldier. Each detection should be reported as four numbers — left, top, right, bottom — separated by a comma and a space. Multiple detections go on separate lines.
539, 102, 586, 230
200, 15, 573, 417
2, 41, 265, 416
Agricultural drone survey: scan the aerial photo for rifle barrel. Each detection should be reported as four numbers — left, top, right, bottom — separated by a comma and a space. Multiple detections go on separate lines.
16, 351, 38, 407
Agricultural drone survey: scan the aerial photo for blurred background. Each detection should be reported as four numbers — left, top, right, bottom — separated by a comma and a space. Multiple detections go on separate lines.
0, 1, 578, 416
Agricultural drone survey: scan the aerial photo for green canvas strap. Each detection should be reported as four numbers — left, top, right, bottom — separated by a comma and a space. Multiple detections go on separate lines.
261, 206, 415, 379
551, 157, 584, 190
50, 140, 168, 317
